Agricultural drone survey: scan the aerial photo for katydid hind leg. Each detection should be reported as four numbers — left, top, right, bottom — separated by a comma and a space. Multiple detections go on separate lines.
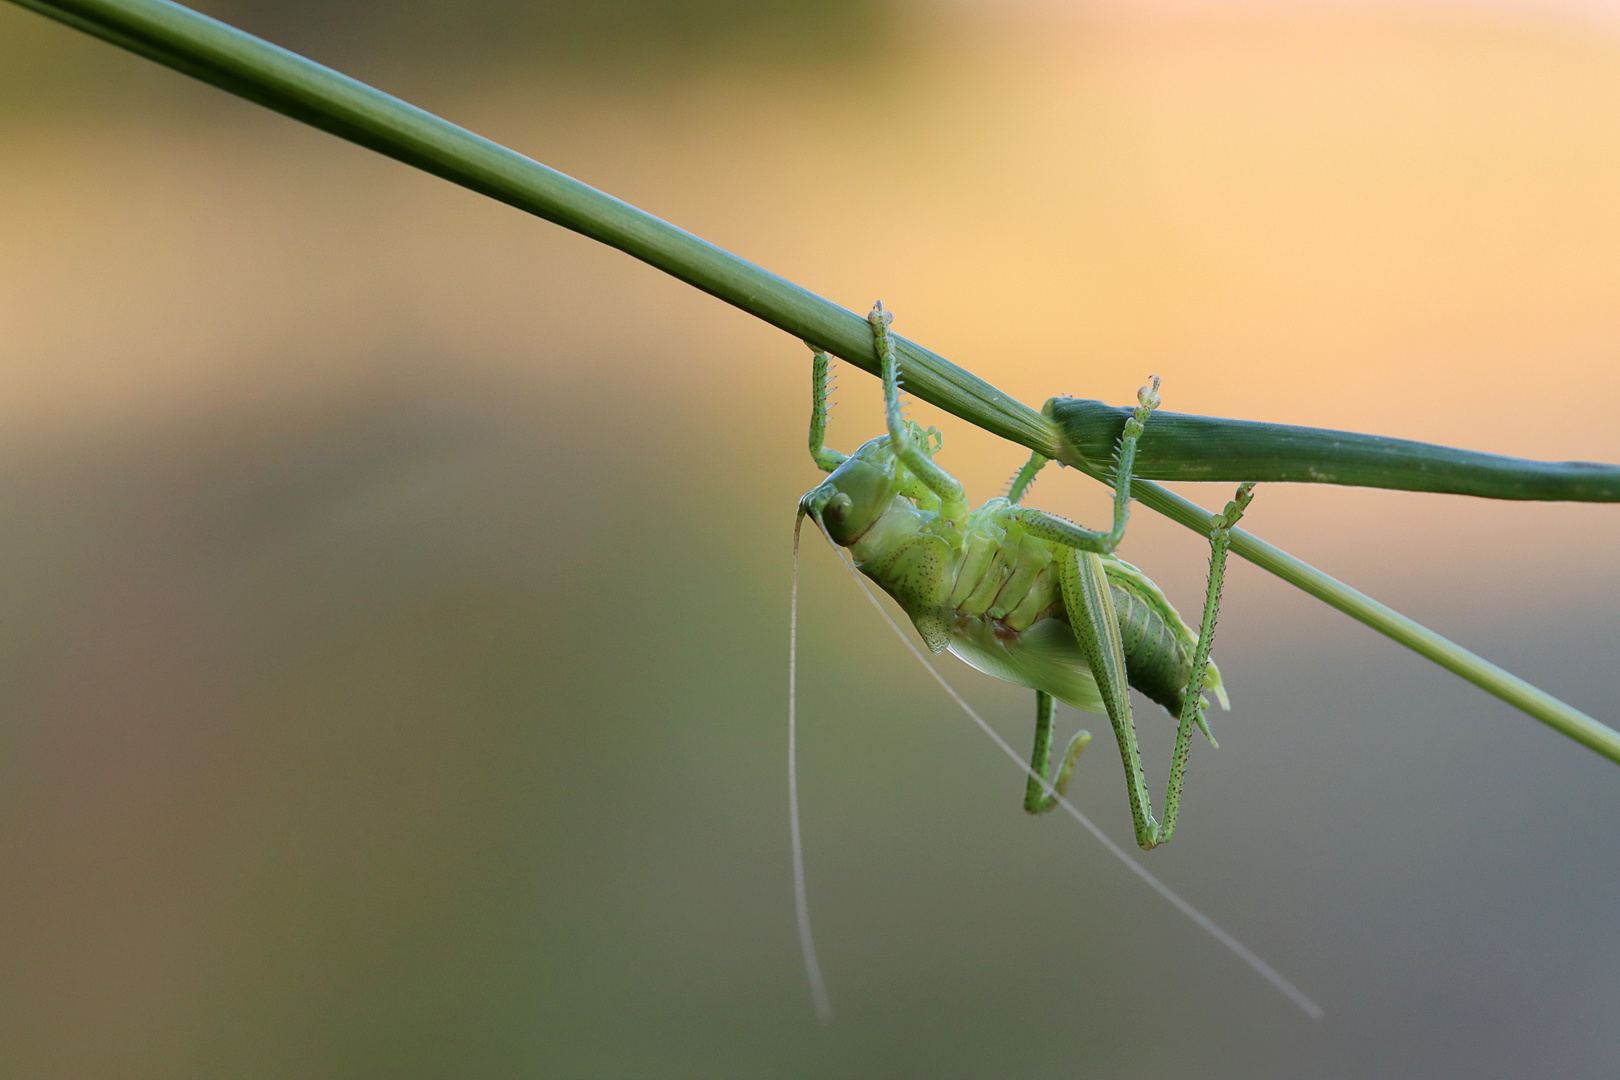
1155, 482, 1257, 847
1058, 547, 1163, 849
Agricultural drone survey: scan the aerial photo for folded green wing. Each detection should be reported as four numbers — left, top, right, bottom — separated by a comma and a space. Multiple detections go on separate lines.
947, 615, 1107, 715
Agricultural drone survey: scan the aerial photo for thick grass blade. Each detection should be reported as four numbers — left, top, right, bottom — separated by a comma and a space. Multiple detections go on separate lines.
1052, 399, 1620, 501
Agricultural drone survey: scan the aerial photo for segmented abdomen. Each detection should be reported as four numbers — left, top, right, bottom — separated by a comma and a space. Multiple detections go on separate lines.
1112, 583, 1194, 715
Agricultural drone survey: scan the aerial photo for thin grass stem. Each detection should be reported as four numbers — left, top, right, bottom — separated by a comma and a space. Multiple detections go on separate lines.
10, 0, 1620, 763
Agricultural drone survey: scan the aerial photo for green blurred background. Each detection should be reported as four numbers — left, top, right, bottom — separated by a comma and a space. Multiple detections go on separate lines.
2, 0, 1619, 1076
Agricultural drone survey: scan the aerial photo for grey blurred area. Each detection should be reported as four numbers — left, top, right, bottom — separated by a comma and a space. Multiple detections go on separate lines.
1, 0, 1619, 1076
0, 359, 1615, 1077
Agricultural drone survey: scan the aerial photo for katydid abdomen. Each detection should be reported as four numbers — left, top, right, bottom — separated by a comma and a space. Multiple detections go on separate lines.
845, 491, 1226, 724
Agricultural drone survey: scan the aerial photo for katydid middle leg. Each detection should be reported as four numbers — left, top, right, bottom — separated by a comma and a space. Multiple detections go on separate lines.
1024, 690, 1093, 814
1006, 380, 1162, 549
1006, 449, 1048, 505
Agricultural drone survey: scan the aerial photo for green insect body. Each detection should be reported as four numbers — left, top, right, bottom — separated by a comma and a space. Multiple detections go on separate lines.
839, 466, 1227, 722
800, 303, 1256, 850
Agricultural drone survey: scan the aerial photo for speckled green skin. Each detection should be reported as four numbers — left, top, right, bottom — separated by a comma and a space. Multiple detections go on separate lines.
818, 436, 1223, 720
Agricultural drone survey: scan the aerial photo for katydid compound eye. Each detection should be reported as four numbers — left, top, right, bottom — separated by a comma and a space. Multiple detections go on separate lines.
820, 492, 859, 544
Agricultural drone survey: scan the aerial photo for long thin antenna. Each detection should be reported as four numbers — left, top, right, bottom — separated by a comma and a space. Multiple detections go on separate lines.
813, 523, 1324, 1022
790, 511, 833, 1023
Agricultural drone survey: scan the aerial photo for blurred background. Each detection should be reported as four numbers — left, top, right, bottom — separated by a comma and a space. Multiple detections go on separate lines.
2, 0, 1619, 1075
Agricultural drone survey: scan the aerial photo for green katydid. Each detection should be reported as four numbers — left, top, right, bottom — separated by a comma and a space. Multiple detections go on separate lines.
799, 303, 1254, 850
787, 303, 1321, 1023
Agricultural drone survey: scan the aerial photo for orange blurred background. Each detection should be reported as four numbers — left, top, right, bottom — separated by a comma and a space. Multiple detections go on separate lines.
0, 1, 1617, 1076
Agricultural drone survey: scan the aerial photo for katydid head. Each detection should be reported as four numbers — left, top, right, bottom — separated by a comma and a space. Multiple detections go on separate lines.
800, 435, 905, 546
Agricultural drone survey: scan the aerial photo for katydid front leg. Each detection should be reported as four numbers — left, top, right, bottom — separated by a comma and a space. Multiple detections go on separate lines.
867, 303, 969, 523
807, 346, 848, 473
